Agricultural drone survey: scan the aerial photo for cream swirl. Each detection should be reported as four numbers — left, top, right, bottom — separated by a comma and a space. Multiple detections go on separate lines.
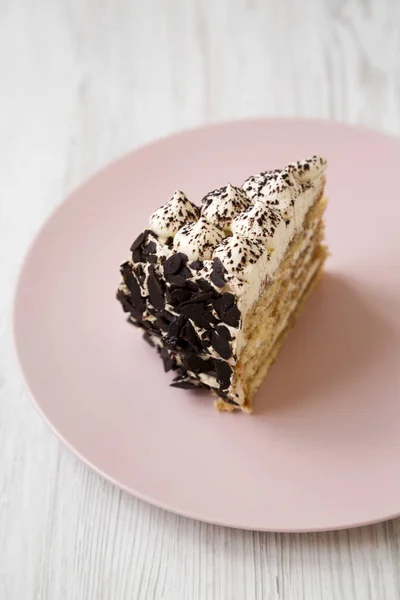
288, 155, 327, 183
149, 191, 199, 241
231, 202, 285, 247
242, 168, 302, 208
201, 184, 251, 233
173, 216, 225, 260
212, 235, 266, 282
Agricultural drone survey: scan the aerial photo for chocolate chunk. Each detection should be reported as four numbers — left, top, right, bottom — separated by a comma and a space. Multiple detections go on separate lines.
128, 275, 146, 313
161, 310, 174, 324
128, 307, 144, 323
185, 353, 204, 373
116, 289, 133, 313
147, 265, 164, 310
221, 293, 235, 313
204, 307, 218, 325
144, 254, 157, 264
143, 332, 155, 347
210, 269, 225, 288
163, 252, 187, 276
197, 279, 214, 293
170, 288, 191, 305
179, 266, 192, 279
200, 359, 215, 373
120, 261, 133, 281
190, 260, 204, 271
223, 304, 241, 328
136, 264, 145, 285
131, 248, 143, 263
182, 320, 202, 350
186, 281, 199, 293
165, 335, 179, 348
160, 347, 174, 372
143, 241, 157, 256
180, 303, 214, 329
216, 325, 231, 341
214, 360, 233, 390
126, 315, 139, 326
165, 236, 174, 248
170, 378, 199, 390
167, 314, 185, 338
130, 231, 147, 251
155, 316, 170, 331
210, 258, 226, 288
178, 291, 214, 308
212, 296, 224, 320
211, 331, 231, 359
166, 274, 187, 287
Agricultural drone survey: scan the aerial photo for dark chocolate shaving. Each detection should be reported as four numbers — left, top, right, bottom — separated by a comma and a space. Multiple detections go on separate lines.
166, 274, 187, 288
170, 288, 191, 305
143, 332, 155, 347
223, 304, 241, 328
178, 291, 214, 308
210, 258, 226, 288
147, 265, 164, 310
216, 325, 231, 341
129, 276, 146, 313
181, 320, 202, 350
167, 314, 185, 338
186, 281, 199, 293
130, 231, 147, 251
185, 353, 204, 374
143, 241, 157, 256
197, 279, 214, 293
214, 360, 233, 390
160, 347, 174, 372
190, 260, 204, 271
170, 378, 199, 390
116, 289, 133, 313
211, 331, 231, 359
221, 293, 235, 313
163, 252, 187, 276
180, 303, 216, 329
131, 248, 143, 263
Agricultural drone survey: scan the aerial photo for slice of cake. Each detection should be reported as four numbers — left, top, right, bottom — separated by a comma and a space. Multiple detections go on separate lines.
117, 156, 328, 412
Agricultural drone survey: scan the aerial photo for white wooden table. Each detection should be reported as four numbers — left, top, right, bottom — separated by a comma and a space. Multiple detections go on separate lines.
1, 1, 400, 598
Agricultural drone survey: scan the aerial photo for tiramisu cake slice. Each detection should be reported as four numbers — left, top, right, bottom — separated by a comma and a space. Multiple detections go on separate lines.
117, 156, 328, 412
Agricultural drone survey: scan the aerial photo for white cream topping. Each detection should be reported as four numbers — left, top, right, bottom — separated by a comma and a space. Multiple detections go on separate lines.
173, 216, 225, 260
231, 203, 286, 248
213, 235, 266, 282
288, 155, 327, 183
149, 190, 199, 241
201, 183, 251, 233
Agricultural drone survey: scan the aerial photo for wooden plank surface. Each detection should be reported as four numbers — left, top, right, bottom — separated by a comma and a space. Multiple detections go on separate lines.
1, 1, 400, 598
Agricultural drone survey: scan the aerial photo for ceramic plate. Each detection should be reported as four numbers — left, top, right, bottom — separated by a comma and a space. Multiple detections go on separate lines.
14, 118, 400, 531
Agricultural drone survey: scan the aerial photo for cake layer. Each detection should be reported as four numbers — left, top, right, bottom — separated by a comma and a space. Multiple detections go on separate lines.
226, 195, 327, 410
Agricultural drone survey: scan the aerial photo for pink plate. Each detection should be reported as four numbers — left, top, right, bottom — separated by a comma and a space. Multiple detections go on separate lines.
13, 118, 400, 532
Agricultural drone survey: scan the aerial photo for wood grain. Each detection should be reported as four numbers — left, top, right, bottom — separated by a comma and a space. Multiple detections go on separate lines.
1, 0, 400, 598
